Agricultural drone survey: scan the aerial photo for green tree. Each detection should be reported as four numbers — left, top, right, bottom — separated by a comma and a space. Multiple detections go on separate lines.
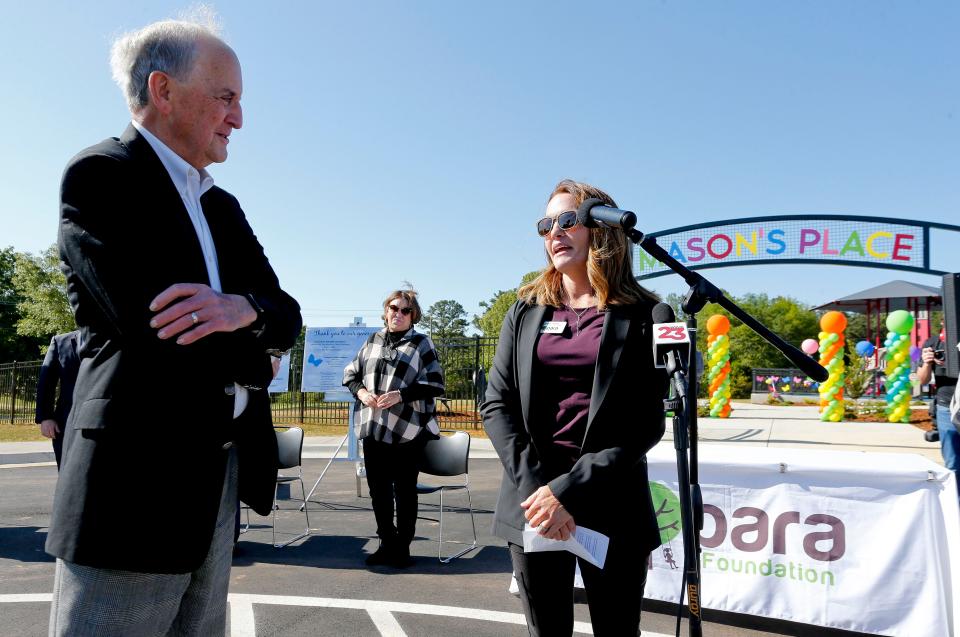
844, 312, 867, 348
843, 340, 871, 401
473, 271, 540, 337
696, 293, 822, 398
1, 247, 45, 362
421, 299, 469, 340
661, 291, 688, 321
473, 289, 518, 337
13, 244, 75, 340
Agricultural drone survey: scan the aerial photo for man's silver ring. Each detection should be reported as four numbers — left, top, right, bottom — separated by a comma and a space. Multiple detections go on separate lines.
191, 311, 200, 325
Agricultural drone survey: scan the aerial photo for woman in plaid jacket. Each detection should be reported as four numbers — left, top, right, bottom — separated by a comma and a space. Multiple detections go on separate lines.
343, 288, 444, 567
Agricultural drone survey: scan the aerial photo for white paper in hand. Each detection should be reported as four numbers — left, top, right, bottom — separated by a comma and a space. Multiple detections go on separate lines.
522, 524, 609, 569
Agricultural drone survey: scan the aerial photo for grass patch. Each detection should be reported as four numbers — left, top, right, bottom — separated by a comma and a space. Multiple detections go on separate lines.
0, 423, 47, 442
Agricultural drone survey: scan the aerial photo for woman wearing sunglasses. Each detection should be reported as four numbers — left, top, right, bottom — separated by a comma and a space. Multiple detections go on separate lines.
482, 179, 668, 635
343, 288, 444, 568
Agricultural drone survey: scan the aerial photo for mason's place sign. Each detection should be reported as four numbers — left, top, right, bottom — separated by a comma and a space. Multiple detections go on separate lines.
634, 215, 943, 278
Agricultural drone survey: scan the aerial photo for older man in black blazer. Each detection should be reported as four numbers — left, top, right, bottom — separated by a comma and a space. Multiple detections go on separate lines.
35, 330, 80, 468
47, 15, 301, 636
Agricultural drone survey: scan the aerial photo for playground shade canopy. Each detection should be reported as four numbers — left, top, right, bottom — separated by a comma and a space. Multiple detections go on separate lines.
813, 279, 941, 314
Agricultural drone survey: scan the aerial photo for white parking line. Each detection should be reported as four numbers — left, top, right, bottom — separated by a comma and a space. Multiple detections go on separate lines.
367, 608, 407, 636
0, 593, 51, 602
227, 594, 594, 635
0, 592, 673, 636
229, 597, 256, 637
0, 462, 57, 469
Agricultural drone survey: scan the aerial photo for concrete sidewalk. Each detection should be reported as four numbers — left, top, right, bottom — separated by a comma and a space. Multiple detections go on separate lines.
666, 402, 943, 465
1, 402, 944, 466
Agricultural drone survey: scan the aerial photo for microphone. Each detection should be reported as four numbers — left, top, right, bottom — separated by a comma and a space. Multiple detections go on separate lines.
652, 302, 690, 370
652, 302, 691, 399
576, 198, 638, 231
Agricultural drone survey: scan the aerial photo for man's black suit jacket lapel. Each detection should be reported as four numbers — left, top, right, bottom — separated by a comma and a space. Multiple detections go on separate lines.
117, 124, 211, 285
517, 303, 631, 447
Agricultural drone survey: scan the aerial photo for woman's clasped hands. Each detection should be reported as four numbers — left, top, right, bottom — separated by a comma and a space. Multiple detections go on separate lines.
521, 485, 576, 541
357, 388, 402, 410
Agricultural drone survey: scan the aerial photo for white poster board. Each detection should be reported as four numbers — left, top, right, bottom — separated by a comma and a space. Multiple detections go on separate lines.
300, 327, 377, 401
644, 444, 960, 636
267, 352, 291, 393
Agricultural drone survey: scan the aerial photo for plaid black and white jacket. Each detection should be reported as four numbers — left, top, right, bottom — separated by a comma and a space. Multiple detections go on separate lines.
343, 329, 444, 443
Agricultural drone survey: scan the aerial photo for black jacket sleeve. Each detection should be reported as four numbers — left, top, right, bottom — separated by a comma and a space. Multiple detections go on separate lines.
399, 382, 445, 402
481, 301, 546, 501
35, 336, 60, 424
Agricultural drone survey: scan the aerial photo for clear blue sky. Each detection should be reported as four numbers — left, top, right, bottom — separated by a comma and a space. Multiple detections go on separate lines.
1, 1, 957, 331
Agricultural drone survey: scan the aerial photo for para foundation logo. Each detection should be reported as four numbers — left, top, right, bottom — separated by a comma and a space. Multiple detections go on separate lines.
649, 482, 844, 588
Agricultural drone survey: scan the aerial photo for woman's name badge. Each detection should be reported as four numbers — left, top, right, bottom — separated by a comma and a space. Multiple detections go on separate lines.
540, 321, 567, 334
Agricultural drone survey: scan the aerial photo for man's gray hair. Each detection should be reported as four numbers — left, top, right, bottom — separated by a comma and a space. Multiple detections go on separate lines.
109, 9, 223, 112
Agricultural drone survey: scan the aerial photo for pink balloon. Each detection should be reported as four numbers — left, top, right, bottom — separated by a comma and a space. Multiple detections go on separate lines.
801, 338, 819, 355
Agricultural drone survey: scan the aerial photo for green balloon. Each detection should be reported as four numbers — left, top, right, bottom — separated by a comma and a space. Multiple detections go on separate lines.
885, 310, 914, 335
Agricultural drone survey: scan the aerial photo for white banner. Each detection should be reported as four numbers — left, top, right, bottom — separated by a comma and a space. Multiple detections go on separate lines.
267, 352, 291, 393
300, 327, 377, 400
645, 444, 960, 636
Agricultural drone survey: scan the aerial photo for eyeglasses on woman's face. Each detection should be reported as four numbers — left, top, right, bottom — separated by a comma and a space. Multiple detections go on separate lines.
536, 210, 580, 237
387, 304, 413, 316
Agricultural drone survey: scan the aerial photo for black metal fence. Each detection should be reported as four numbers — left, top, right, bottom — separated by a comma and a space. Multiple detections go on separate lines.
0, 361, 42, 424
270, 336, 498, 428
1, 337, 499, 429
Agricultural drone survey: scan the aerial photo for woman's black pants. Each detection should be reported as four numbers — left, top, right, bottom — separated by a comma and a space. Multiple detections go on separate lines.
509, 540, 649, 637
362, 436, 426, 548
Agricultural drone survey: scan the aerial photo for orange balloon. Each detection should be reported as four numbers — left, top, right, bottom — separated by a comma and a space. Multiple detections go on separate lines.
820, 311, 847, 333
824, 342, 842, 361
707, 314, 731, 335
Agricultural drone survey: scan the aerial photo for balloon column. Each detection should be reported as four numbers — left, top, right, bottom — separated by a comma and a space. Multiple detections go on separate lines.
706, 314, 732, 418
818, 311, 847, 422
883, 310, 915, 423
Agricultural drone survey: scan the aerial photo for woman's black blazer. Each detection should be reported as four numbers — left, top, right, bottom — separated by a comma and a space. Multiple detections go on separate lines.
481, 299, 668, 552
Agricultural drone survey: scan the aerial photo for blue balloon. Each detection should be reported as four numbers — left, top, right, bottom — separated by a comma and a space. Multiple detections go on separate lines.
855, 340, 875, 357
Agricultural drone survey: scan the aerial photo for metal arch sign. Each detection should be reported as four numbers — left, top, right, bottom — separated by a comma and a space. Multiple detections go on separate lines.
634, 215, 959, 279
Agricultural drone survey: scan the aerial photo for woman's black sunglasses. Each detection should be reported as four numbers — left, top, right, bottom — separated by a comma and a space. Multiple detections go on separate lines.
536, 211, 580, 237
388, 304, 413, 316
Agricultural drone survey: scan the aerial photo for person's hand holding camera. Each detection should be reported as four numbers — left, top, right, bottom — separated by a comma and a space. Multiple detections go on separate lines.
922, 347, 941, 367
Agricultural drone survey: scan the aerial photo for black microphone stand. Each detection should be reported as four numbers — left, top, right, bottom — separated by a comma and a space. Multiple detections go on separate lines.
661, 343, 703, 637
623, 227, 828, 637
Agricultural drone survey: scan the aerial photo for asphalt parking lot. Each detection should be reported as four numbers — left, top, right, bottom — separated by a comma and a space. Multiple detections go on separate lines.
1, 438, 873, 637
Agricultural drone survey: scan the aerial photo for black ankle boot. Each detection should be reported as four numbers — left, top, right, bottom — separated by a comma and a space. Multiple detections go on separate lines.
365, 541, 394, 566
390, 544, 413, 568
